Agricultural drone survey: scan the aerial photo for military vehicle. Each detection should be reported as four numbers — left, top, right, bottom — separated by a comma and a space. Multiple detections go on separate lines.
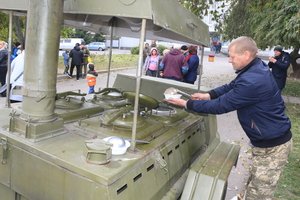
0, 0, 239, 199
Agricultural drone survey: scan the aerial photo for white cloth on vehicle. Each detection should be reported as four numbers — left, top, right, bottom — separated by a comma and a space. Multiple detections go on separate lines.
0, 51, 25, 101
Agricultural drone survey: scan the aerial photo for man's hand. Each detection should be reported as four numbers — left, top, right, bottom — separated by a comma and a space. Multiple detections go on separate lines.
269, 57, 277, 63
191, 93, 211, 100
164, 98, 187, 108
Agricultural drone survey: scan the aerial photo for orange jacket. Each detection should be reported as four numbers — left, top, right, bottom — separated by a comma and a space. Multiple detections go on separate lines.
86, 74, 96, 87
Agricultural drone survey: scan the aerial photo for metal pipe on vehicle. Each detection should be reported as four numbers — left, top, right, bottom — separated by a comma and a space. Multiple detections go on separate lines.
22, 0, 64, 120
5, 11, 13, 108
197, 45, 205, 92
130, 18, 147, 151
106, 18, 115, 88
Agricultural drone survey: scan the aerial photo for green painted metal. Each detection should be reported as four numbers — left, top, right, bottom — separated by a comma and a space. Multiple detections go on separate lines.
22, 0, 63, 119
0, 0, 210, 46
181, 140, 240, 200
0, 1, 238, 200
0, 76, 240, 199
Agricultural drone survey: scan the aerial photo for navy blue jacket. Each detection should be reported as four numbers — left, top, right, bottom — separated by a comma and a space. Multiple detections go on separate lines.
184, 54, 199, 84
187, 58, 291, 148
268, 51, 290, 90
0, 49, 8, 68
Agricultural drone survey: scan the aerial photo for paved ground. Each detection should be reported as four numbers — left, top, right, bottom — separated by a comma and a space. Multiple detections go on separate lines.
1, 52, 299, 199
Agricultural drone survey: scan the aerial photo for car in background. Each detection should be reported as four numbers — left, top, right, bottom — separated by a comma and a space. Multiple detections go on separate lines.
86, 42, 106, 51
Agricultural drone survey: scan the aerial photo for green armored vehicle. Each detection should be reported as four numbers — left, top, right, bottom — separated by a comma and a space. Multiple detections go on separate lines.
0, 0, 239, 199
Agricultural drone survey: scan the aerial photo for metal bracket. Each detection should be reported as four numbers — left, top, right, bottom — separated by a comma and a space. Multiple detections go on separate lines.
153, 150, 168, 174
1, 137, 8, 164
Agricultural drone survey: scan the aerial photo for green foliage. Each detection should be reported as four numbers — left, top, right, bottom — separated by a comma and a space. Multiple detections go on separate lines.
131, 46, 139, 55
60, 26, 75, 38
179, 0, 230, 33
157, 45, 168, 55
275, 103, 300, 200
222, 0, 253, 41
222, 0, 300, 49
282, 79, 300, 97
0, 13, 8, 41
0, 14, 25, 45
180, 0, 299, 50
93, 33, 105, 42
60, 26, 105, 44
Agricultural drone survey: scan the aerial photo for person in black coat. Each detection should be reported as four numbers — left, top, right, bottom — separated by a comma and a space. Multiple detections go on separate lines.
69, 44, 83, 80
0, 41, 8, 96
268, 46, 290, 90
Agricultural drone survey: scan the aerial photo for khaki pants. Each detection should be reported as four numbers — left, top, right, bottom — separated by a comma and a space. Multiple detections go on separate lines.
245, 140, 292, 200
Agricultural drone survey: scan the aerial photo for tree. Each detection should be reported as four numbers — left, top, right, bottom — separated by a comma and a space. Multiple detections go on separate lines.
180, 0, 300, 78
60, 26, 105, 44
61, 26, 75, 38
0, 13, 26, 46
223, 0, 300, 77
93, 33, 105, 42
179, 0, 229, 33
13, 16, 26, 44
0, 13, 8, 41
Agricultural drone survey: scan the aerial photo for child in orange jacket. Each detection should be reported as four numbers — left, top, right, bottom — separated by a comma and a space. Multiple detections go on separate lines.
86, 63, 98, 94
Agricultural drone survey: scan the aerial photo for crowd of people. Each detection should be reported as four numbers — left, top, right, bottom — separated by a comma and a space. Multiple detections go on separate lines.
0, 38, 293, 100
63, 43, 92, 81
62, 43, 98, 94
0, 41, 24, 98
0, 41, 98, 98
143, 42, 200, 85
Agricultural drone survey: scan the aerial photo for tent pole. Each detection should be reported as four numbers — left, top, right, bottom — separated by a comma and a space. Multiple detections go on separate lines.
130, 18, 146, 151
106, 18, 114, 88
197, 45, 204, 92
6, 11, 13, 108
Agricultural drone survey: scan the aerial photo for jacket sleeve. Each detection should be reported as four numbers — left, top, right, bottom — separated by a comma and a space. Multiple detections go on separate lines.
143, 56, 149, 70
268, 61, 274, 68
69, 50, 73, 58
159, 57, 165, 70
186, 78, 259, 114
0, 51, 8, 63
208, 80, 235, 99
275, 54, 290, 69
188, 56, 199, 71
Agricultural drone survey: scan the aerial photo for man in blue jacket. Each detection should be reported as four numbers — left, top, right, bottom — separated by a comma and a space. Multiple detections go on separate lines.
268, 46, 290, 90
166, 36, 292, 200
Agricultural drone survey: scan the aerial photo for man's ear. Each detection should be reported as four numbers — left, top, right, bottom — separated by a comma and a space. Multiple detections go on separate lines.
244, 50, 253, 60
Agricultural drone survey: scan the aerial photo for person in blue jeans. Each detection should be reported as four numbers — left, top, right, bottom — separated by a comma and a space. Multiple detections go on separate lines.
62, 50, 71, 77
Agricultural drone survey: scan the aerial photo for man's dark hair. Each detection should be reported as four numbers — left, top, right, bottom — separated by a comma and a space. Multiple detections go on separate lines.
181, 45, 188, 51
274, 46, 283, 52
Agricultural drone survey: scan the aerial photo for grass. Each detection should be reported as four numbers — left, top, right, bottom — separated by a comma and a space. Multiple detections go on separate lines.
282, 79, 300, 97
57, 53, 139, 73
275, 103, 300, 200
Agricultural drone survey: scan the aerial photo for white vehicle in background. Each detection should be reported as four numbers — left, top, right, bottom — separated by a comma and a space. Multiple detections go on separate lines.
86, 42, 107, 51
59, 38, 85, 50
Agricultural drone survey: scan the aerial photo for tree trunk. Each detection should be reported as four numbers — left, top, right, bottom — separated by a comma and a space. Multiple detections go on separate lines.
290, 48, 300, 79
13, 16, 25, 44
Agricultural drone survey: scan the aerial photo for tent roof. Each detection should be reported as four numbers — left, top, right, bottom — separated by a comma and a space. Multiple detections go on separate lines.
0, 0, 209, 46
